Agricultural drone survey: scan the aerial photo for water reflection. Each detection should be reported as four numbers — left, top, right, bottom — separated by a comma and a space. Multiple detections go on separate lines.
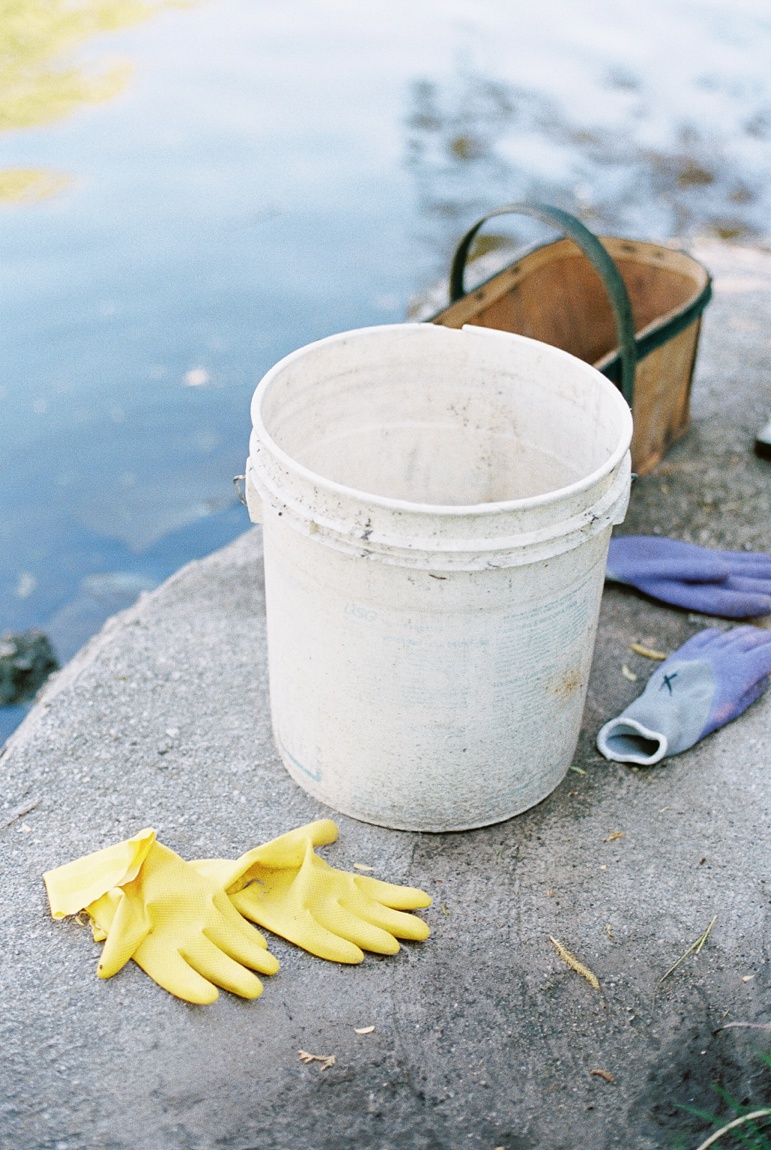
0, 0, 182, 201
405, 62, 771, 269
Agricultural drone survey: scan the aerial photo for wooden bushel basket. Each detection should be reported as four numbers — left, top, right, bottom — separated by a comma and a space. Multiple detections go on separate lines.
429, 203, 712, 476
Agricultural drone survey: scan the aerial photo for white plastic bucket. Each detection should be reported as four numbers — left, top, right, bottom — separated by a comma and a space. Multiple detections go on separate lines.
247, 323, 632, 832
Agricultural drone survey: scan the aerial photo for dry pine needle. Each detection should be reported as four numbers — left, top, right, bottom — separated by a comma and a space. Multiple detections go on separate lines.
658, 915, 717, 986
629, 642, 669, 660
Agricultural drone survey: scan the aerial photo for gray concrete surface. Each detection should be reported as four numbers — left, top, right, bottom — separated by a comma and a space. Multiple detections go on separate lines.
1, 241, 770, 1150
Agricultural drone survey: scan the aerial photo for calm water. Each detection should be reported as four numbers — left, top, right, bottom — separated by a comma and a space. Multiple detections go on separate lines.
2, 0, 770, 739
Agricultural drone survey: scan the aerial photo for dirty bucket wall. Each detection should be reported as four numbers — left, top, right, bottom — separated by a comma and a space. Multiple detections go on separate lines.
247, 324, 633, 832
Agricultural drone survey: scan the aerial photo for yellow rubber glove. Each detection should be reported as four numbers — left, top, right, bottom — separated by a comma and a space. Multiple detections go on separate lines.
192, 819, 431, 965
44, 831, 280, 1004
44, 826, 157, 918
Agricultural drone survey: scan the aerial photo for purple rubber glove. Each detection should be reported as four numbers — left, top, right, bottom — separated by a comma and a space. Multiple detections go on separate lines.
597, 626, 771, 765
606, 536, 771, 618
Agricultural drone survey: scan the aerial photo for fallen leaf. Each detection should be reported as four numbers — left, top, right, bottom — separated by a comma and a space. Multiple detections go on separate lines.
354, 1025, 375, 1034
298, 1050, 336, 1072
546, 889, 555, 898
605, 924, 614, 939
605, 832, 624, 843
353, 863, 375, 872
569, 765, 587, 775
591, 1069, 615, 1083
621, 664, 638, 681
549, 936, 601, 990
441, 904, 449, 915
630, 642, 668, 661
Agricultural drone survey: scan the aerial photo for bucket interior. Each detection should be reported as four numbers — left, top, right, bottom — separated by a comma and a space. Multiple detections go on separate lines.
258, 327, 628, 506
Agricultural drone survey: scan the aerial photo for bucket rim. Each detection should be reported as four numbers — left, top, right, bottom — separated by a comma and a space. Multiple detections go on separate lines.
250, 323, 633, 519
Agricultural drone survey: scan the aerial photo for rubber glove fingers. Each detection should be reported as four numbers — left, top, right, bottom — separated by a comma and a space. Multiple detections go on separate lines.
97, 879, 151, 978
170, 934, 266, 1001
713, 549, 771, 573
607, 536, 730, 581
696, 625, 771, 735
204, 890, 280, 972
107, 870, 278, 1003
117, 884, 279, 1002
237, 891, 369, 965
605, 536, 771, 617
132, 941, 221, 1005
223, 832, 431, 963
608, 537, 771, 579
722, 623, 771, 651
230, 888, 409, 963
354, 874, 432, 912
348, 889, 432, 943
634, 579, 771, 619
131, 933, 264, 1005
313, 901, 401, 958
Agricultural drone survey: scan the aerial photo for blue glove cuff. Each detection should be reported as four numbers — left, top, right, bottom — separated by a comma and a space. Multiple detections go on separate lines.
597, 716, 668, 765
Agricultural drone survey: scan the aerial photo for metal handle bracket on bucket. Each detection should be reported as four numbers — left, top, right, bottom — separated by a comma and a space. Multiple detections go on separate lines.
449, 202, 638, 408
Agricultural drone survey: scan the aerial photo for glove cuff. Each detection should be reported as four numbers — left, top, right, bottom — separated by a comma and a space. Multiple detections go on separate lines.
597, 715, 668, 765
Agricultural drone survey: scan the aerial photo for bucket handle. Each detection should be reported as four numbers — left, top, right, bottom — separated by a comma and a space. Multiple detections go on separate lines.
448, 202, 637, 408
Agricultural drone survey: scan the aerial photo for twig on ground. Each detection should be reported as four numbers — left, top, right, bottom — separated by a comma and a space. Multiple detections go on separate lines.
714, 1021, 771, 1033
658, 915, 717, 986
0, 798, 40, 831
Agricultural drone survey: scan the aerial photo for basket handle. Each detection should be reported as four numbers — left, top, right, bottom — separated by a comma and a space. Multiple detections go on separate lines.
449, 202, 637, 407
